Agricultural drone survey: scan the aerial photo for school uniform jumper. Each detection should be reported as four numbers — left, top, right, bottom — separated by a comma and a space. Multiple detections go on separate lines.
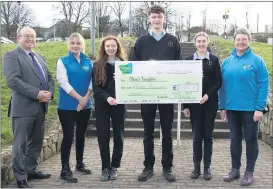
132, 32, 181, 170
92, 62, 125, 170
183, 52, 222, 168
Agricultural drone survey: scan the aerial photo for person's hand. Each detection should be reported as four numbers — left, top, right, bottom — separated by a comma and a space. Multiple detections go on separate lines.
107, 97, 117, 105
76, 104, 84, 112
253, 110, 263, 122
221, 110, 227, 122
200, 94, 209, 104
183, 108, 190, 118
78, 96, 88, 107
38, 91, 52, 102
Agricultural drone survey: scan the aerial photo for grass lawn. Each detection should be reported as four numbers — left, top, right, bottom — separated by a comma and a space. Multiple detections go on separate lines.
1, 37, 136, 147
211, 38, 272, 76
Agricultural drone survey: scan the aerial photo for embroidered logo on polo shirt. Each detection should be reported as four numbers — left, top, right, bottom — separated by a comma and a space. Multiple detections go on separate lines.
168, 41, 173, 47
207, 60, 212, 66
243, 64, 251, 69
82, 66, 89, 71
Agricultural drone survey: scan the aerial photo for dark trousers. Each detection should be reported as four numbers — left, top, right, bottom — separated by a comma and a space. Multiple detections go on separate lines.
189, 100, 218, 168
226, 111, 259, 172
141, 104, 174, 169
95, 99, 125, 170
58, 108, 91, 165
12, 104, 45, 181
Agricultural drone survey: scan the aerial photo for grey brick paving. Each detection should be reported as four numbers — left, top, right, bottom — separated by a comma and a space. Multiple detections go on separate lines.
4, 137, 273, 188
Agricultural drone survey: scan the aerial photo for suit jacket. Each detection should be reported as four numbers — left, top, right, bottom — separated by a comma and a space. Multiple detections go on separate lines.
3, 46, 55, 117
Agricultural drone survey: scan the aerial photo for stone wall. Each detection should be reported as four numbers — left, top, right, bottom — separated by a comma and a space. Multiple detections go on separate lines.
1, 125, 63, 187
259, 93, 273, 147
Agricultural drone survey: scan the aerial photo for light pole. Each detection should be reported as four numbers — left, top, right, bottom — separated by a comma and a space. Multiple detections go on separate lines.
90, 2, 95, 57
17, 1, 21, 27
223, 7, 229, 40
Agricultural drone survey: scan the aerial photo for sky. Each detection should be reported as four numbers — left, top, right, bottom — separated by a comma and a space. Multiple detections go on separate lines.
26, 1, 272, 33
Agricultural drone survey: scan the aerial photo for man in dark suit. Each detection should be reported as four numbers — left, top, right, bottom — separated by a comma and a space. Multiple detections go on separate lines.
3, 26, 55, 188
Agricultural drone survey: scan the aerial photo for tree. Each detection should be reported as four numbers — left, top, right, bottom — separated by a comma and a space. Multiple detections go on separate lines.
185, 13, 192, 42
200, 7, 207, 31
53, 2, 90, 36
227, 24, 238, 37
175, 14, 184, 42
206, 20, 221, 35
190, 26, 203, 34
131, 4, 150, 36
246, 12, 249, 30
110, 2, 127, 37
95, 2, 111, 38
1, 2, 34, 38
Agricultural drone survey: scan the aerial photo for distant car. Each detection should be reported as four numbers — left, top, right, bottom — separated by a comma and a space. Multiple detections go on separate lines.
46, 37, 63, 42
1, 36, 14, 43
36, 37, 44, 42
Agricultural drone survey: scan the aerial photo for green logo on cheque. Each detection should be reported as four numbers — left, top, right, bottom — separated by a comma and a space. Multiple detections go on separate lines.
119, 63, 132, 74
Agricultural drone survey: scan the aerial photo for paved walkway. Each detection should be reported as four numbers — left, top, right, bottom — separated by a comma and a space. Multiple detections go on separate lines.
4, 137, 273, 188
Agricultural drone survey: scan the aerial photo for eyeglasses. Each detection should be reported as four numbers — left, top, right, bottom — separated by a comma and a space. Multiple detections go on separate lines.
19, 34, 36, 39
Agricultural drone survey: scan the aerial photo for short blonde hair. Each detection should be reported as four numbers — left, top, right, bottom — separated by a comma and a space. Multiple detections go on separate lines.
234, 28, 252, 40
68, 33, 86, 53
194, 32, 209, 42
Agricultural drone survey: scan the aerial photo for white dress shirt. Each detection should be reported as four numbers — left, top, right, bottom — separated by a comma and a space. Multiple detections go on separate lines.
56, 58, 92, 94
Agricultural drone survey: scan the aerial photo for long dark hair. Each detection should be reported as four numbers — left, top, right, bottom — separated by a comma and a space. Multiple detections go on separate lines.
94, 35, 127, 86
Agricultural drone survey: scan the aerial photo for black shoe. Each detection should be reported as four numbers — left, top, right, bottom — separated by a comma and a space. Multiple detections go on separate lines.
109, 167, 118, 180
60, 164, 78, 183
76, 163, 91, 174
163, 168, 176, 182
138, 167, 154, 181
204, 168, 212, 180
101, 168, 110, 181
17, 180, 31, 188
27, 171, 51, 180
190, 167, 201, 179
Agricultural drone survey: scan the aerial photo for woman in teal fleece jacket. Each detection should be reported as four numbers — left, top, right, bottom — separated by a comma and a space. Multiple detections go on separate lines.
219, 28, 269, 186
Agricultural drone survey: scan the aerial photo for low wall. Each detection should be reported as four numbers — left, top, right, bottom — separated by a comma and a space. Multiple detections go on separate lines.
259, 93, 273, 147
1, 124, 63, 187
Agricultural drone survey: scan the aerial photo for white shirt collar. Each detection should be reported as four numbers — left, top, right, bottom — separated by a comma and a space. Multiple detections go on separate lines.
193, 51, 210, 60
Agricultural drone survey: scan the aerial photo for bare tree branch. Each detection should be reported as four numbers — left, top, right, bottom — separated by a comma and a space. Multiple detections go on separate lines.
53, 1, 90, 35
95, 2, 111, 37
110, 2, 127, 37
1, 2, 34, 38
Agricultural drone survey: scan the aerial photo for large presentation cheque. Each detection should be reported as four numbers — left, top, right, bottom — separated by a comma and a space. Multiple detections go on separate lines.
115, 60, 202, 104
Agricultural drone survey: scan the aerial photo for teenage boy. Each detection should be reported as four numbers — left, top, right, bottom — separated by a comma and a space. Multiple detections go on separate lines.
132, 5, 181, 182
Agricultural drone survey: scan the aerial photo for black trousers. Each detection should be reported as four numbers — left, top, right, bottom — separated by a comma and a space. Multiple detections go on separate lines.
189, 100, 218, 168
58, 108, 91, 165
95, 99, 125, 170
141, 104, 174, 169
